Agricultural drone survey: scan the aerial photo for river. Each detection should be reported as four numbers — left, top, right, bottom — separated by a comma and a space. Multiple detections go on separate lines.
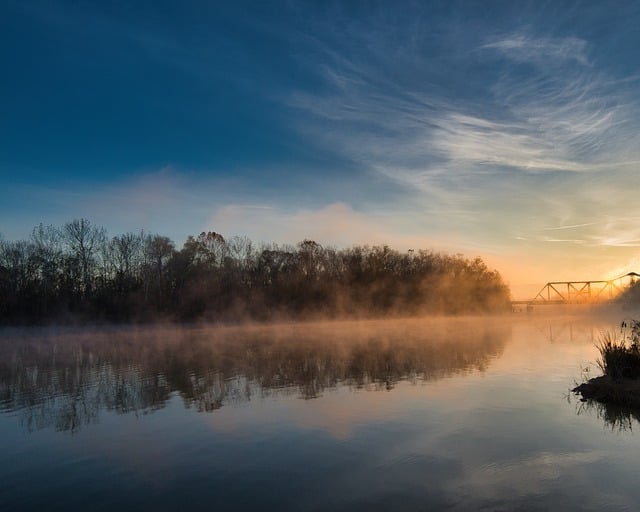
1, 311, 639, 511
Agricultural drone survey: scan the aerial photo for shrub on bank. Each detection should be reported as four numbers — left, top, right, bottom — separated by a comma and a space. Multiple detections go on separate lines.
597, 320, 640, 380
573, 319, 640, 408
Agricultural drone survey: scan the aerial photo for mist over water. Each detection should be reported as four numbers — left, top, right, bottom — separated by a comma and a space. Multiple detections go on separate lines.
3, 311, 640, 511
0, 318, 508, 432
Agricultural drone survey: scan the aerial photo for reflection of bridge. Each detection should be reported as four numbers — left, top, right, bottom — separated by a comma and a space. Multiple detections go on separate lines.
513, 272, 640, 308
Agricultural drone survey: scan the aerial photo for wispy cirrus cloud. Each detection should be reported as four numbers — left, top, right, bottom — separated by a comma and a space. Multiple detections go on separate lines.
287, 17, 640, 266
292, 25, 640, 186
541, 237, 587, 244
480, 34, 590, 66
544, 223, 596, 231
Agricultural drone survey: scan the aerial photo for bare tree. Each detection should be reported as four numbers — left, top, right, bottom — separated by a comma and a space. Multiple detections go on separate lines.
61, 219, 107, 296
30, 224, 62, 298
109, 231, 145, 293
193, 231, 227, 268
143, 234, 175, 304
0, 239, 35, 294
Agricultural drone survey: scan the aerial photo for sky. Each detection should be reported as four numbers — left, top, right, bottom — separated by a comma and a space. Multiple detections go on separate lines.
2, 0, 640, 297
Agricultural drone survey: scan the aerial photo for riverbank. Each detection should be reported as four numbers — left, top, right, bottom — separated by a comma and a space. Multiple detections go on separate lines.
574, 375, 640, 407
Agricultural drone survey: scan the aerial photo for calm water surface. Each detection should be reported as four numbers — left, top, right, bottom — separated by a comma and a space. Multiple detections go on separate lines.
2, 312, 640, 511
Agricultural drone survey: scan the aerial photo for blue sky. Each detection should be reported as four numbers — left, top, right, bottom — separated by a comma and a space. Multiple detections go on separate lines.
3, 1, 640, 294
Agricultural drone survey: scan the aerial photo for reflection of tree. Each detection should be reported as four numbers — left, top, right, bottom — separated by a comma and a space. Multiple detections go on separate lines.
576, 398, 640, 432
1, 357, 171, 433
0, 320, 508, 432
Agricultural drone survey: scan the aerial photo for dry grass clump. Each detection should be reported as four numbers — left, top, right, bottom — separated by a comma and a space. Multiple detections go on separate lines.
596, 320, 640, 380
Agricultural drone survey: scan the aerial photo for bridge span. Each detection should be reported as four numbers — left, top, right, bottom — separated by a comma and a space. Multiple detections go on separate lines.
512, 271, 640, 308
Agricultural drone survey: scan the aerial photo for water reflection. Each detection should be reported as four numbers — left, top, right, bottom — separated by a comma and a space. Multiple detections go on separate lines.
0, 318, 508, 432
538, 321, 597, 344
576, 398, 640, 432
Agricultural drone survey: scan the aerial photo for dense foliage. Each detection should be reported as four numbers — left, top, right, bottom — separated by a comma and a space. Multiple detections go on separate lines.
0, 219, 511, 324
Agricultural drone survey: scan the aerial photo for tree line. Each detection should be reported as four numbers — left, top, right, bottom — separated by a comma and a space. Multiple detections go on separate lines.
0, 219, 511, 324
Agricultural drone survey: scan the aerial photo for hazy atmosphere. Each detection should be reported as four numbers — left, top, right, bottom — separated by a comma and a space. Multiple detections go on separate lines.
3, 1, 640, 298
4, 3, 640, 511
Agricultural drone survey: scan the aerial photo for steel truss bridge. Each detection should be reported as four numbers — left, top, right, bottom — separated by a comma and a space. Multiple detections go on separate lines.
513, 272, 640, 307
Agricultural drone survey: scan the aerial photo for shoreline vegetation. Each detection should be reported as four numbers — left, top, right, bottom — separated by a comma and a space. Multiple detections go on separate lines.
0, 219, 511, 325
573, 319, 640, 408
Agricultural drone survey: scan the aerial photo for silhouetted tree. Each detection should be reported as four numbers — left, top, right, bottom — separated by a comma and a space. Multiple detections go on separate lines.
61, 219, 106, 298
0, 221, 511, 324
143, 234, 175, 308
108, 231, 145, 294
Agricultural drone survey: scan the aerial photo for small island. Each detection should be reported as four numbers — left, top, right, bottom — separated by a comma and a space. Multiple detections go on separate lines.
573, 319, 640, 408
